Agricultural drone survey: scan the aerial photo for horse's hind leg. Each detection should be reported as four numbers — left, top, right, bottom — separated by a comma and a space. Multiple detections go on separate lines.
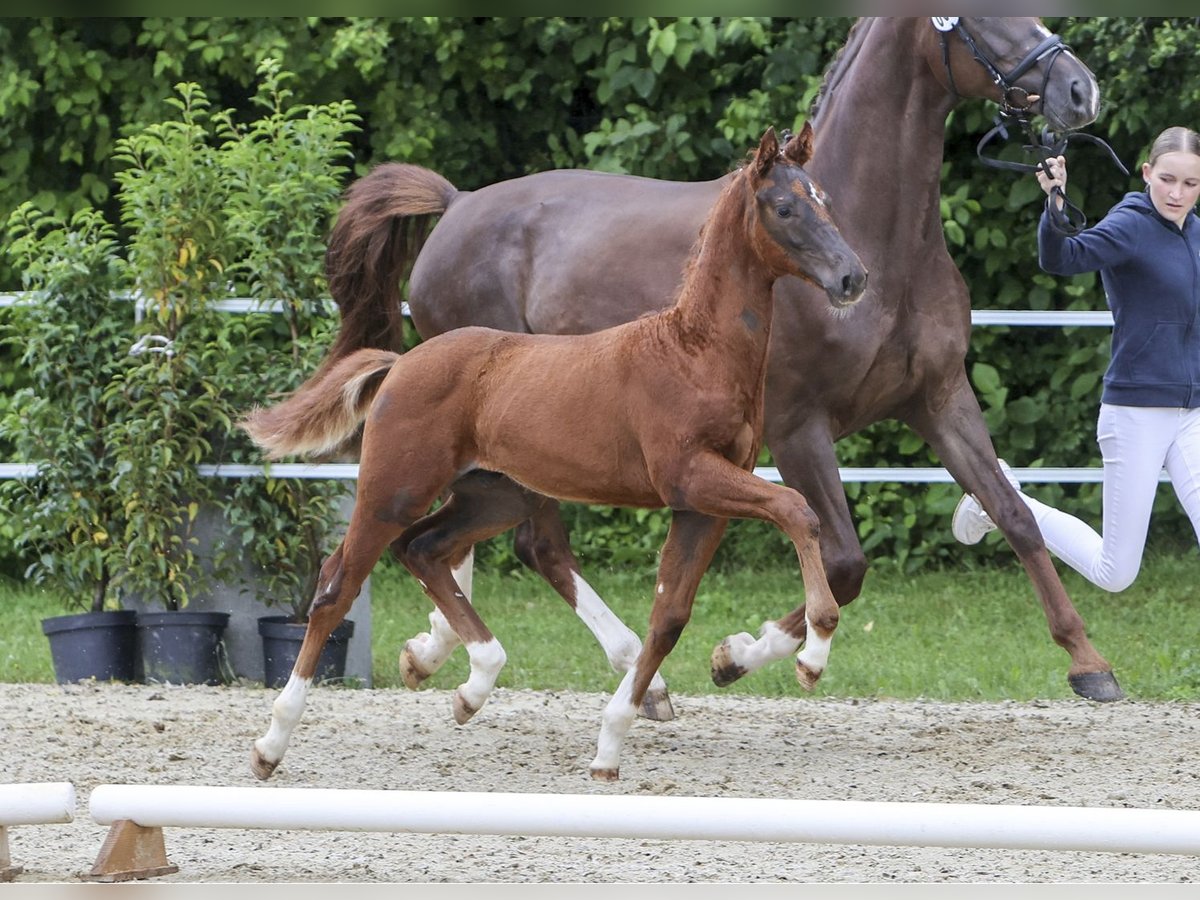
711, 607, 807, 688
515, 499, 674, 721
591, 511, 727, 781
391, 473, 526, 689
251, 522, 401, 781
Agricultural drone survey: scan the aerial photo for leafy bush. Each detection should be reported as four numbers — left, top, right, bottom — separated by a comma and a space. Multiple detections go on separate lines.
2, 60, 359, 616
0, 205, 129, 610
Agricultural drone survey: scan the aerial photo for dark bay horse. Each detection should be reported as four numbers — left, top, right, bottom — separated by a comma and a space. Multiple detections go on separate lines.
244, 126, 868, 781
322, 17, 1124, 704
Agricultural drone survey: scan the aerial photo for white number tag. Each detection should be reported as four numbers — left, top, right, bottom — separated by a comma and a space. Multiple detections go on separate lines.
932, 17, 960, 32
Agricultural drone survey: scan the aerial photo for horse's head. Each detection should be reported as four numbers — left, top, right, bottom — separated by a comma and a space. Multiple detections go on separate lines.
925, 17, 1099, 132
747, 123, 868, 309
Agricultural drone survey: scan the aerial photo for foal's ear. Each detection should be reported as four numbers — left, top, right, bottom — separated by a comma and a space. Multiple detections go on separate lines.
754, 127, 781, 178
783, 121, 815, 168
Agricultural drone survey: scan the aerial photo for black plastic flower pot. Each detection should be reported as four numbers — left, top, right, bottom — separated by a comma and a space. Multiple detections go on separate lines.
137, 610, 230, 686
41, 609, 139, 684
258, 615, 355, 688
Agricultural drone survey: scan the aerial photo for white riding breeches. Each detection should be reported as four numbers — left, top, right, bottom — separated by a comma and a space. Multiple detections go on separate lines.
1019, 403, 1200, 592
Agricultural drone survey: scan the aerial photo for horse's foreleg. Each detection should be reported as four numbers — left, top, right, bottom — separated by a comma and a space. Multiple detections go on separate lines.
906, 377, 1122, 701
590, 511, 727, 782
766, 419, 869, 605
712, 428, 862, 687
515, 502, 673, 721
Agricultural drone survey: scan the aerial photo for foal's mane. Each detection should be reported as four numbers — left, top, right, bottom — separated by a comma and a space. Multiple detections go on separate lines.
656, 158, 762, 352
808, 18, 868, 127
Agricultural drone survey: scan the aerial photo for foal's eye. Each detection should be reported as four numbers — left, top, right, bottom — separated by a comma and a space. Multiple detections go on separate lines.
776, 205, 793, 219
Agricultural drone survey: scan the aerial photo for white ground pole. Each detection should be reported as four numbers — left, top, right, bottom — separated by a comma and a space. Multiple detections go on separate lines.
89, 785, 1200, 856
0, 782, 75, 880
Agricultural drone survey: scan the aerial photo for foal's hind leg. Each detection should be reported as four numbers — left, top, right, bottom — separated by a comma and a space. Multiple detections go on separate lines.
394, 487, 541, 723
393, 473, 536, 689
591, 511, 727, 781
251, 523, 401, 781
515, 500, 674, 721
394, 547, 469, 690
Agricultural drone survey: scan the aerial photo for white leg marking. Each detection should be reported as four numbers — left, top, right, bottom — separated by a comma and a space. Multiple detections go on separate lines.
572, 573, 666, 690
590, 669, 639, 774
459, 638, 506, 712
254, 674, 313, 766
722, 621, 803, 676
796, 613, 833, 674
405, 606, 463, 674
451, 547, 474, 600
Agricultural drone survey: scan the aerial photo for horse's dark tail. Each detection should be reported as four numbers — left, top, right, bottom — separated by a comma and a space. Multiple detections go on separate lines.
240, 349, 400, 461
322, 163, 459, 365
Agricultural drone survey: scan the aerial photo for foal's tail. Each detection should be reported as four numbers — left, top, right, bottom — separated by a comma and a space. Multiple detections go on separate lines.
322, 163, 459, 365
240, 349, 400, 460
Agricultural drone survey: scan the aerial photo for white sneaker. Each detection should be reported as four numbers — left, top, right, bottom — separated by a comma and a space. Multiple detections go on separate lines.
951, 459, 1021, 546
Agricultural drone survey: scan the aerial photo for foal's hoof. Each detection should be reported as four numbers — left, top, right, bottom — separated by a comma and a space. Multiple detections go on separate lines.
399, 641, 432, 690
638, 687, 676, 722
1068, 670, 1125, 702
710, 637, 748, 688
794, 658, 822, 691
249, 744, 278, 781
452, 690, 480, 725
589, 765, 620, 783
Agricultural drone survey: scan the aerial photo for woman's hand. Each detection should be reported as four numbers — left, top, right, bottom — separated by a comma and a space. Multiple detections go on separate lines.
1037, 154, 1067, 209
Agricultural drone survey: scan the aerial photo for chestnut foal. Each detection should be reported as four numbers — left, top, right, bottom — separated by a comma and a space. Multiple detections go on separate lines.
242, 124, 867, 781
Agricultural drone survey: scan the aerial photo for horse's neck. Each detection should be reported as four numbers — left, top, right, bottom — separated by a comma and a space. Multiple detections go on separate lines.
815, 18, 955, 239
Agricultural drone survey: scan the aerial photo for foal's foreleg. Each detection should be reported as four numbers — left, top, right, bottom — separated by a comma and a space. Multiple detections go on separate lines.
590, 511, 726, 782
669, 455, 840, 692
516, 501, 674, 721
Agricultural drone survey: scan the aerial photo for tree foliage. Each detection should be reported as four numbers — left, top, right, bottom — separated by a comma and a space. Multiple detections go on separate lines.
2, 17, 1198, 578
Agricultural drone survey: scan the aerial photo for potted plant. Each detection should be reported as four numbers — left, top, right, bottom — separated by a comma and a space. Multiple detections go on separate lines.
0, 205, 138, 683
212, 61, 361, 687
107, 63, 359, 686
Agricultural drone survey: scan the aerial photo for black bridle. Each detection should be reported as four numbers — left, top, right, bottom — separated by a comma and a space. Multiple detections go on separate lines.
934, 17, 1129, 235
934, 16, 1067, 119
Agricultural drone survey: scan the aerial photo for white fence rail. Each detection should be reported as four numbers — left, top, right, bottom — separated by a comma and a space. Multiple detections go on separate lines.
0, 293, 1123, 485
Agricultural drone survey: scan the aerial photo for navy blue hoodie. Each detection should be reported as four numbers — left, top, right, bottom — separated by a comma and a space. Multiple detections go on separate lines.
1039, 190, 1200, 407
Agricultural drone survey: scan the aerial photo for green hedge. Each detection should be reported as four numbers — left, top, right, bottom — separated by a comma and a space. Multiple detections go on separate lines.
2, 17, 1198, 578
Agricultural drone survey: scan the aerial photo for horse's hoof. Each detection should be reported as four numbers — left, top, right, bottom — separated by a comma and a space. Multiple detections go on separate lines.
249, 745, 278, 781
1068, 670, 1124, 702
589, 765, 620, 783
399, 641, 431, 690
795, 659, 822, 691
452, 690, 479, 725
638, 686, 676, 721
710, 638, 748, 688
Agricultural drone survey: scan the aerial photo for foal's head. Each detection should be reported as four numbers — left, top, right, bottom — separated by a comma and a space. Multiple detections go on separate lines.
746, 123, 868, 308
